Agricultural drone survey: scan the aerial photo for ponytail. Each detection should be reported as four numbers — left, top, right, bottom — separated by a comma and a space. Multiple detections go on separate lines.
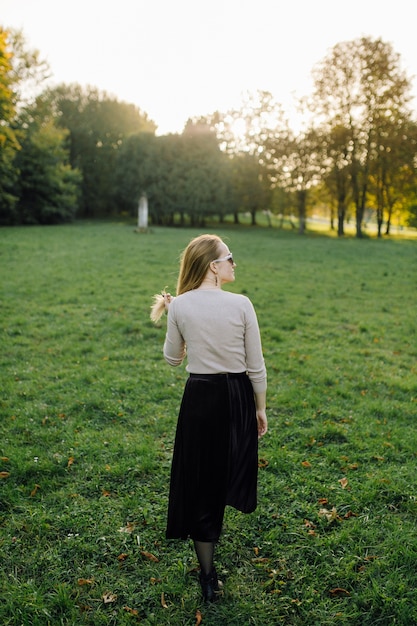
150, 288, 170, 324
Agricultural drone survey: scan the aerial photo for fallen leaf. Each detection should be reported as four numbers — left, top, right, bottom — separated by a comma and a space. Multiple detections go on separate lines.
0, 472, 10, 479
141, 550, 159, 562
195, 609, 203, 625
67, 456, 75, 468
117, 553, 129, 561
161, 592, 168, 608
1, 457, 10, 462
318, 498, 328, 505
150, 577, 162, 584
301, 461, 312, 468
344, 510, 358, 519
258, 458, 269, 468
102, 592, 117, 604
318, 507, 340, 522
102, 489, 111, 497
304, 519, 316, 528
78, 578, 94, 586
338, 477, 348, 489
30, 484, 40, 497
119, 522, 135, 533
329, 587, 350, 597
123, 605, 139, 616
253, 547, 259, 556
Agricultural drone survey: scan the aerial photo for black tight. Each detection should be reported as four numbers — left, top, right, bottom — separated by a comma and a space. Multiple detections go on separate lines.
193, 540, 215, 576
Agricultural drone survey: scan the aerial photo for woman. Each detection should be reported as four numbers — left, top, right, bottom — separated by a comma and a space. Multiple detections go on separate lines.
150, 234, 267, 602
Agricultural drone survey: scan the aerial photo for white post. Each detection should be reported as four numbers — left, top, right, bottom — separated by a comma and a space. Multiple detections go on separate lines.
138, 194, 148, 231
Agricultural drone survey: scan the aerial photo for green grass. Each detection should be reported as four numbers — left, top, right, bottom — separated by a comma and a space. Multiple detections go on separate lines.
1, 220, 417, 625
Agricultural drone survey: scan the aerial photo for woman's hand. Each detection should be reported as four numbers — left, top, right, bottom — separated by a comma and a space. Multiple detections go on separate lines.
163, 292, 174, 312
256, 409, 268, 438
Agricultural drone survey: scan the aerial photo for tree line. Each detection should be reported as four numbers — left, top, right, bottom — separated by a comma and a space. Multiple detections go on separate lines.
1, 27, 417, 237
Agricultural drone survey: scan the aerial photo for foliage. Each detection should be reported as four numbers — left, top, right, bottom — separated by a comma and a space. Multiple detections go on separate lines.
0, 27, 20, 221
407, 204, 417, 228
1, 28, 417, 234
0, 28, 81, 225
310, 36, 416, 237
1, 221, 417, 625
13, 112, 82, 224
47, 83, 157, 217
115, 125, 234, 226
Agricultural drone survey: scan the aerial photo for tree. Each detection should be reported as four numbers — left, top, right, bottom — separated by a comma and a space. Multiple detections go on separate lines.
195, 91, 287, 224
45, 84, 157, 216
269, 126, 323, 234
0, 27, 79, 224
230, 152, 270, 225
321, 124, 352, 236
368, 115, 417, 235
311, 36, 414, 237
114, 123, 233, 226
0, 28, 20, 223
14, 98, 81, 224
407, 204, 417, 229
14, 121, 81, 224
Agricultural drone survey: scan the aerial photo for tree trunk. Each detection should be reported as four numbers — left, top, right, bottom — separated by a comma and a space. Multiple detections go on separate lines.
337, 199, 345, 237
355, 213, 363, 238
376, 208, 383, 238
297, 190, 307, 235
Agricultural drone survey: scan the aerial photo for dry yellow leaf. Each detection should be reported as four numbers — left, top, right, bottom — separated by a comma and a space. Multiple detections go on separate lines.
78, 578, 94, 586
141, 550, 159, 562
30, 484, 40, 497
102, 592, 117, 604
318, 507, 339, 522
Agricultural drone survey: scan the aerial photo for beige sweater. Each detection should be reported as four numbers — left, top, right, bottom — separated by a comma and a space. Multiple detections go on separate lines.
163, 289, 267, 393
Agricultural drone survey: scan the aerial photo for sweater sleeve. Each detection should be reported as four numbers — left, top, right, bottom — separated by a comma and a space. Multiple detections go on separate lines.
163, 302, 186, 367
244, 299, 267, 393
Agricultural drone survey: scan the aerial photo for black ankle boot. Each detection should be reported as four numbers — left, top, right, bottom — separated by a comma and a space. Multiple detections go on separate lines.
199, 567, 221, 602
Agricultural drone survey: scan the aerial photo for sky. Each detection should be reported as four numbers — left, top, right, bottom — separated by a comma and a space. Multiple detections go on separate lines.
2, 0, 416, 135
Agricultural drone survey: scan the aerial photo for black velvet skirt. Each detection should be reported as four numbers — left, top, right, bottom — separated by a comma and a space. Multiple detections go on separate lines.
166, 372, 258, 542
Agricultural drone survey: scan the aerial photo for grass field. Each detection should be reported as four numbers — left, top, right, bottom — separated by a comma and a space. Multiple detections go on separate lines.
1, 221, 417, 625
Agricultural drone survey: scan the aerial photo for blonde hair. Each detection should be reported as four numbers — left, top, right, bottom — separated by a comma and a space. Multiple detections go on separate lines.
150, 234, 223, 323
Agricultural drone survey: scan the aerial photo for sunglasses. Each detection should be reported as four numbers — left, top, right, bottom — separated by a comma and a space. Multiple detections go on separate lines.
213, 252, 234, 265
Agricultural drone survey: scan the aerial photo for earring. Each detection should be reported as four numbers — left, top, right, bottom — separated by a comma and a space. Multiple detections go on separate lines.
215, 274, 218, 287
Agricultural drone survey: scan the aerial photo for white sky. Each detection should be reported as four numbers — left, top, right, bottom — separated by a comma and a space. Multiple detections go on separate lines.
2, 0, 416, 134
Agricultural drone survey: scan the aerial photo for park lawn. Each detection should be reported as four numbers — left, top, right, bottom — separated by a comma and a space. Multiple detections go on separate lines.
1, 220, 416, 625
